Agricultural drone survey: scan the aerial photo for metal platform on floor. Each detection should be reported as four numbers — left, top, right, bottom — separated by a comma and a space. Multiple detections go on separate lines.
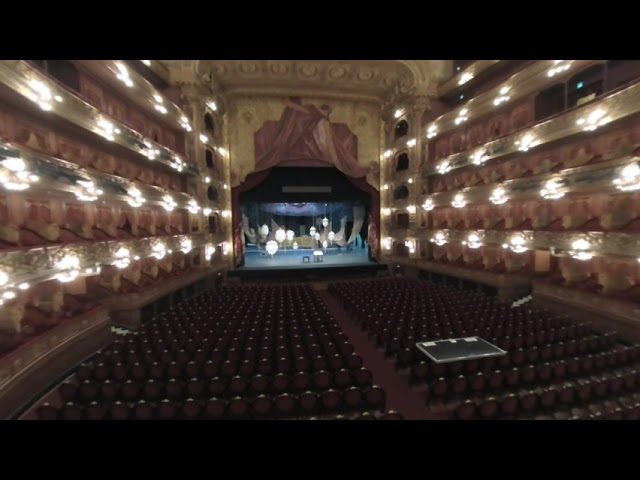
416, 337, 506, 364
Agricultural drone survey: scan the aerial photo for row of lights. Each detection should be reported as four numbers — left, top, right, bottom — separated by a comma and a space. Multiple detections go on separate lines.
0, 149, 229, 217
0, 157, 39, 191
428, 230, 598, 261
94, 116, 187, 173
114, 62, 194, 133
0, 270, 30, 306
26, 79, 63, 111
386, 166, 637, 226
432, 105, 609, 177
419, 160, 640, 211
0, 238, 229, 303
424, 60, 576, 141
428, 105, 612, 178
383, 162, 636, 216
4, 172, 221, 217
24, 64, 200, 158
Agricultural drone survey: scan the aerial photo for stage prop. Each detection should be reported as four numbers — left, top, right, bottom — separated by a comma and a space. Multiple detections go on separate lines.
239, 201, 374, 270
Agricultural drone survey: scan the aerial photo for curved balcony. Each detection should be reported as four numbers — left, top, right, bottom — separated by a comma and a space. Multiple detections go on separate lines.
437, 60, 503, 97
73, 60, 190, 131
0, 61, 199, 176
423, 79, 640, 177
425, 60, 601, 141
420, 154, 638, 209
0, 233, 222, 301
420, 228, 640, 260
0, 141, 207, 213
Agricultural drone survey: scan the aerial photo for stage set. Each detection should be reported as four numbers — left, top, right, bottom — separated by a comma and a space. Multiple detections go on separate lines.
226, 97, 383, 281
240, 201, 373, 270
231, 167, 382, 281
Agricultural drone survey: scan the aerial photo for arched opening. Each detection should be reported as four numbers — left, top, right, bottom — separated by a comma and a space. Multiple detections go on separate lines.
208, 214, 219, 233
205, 149, 214, 169
395, 153, 409, 172
393, 186, 409, 200
568, 64, 605, 108
207, 185, 218, 202
395, 120, 409, 139
396, 212, 410, 229
47, 60, 80, 93
534, 84, 565, 122
204, 113, 215, 133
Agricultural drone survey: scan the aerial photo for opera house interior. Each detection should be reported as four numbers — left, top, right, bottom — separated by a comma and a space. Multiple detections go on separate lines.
1, 59, 639, 421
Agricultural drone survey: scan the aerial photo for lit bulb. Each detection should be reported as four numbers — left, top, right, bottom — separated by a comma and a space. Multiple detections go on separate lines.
422, 199, 434, 211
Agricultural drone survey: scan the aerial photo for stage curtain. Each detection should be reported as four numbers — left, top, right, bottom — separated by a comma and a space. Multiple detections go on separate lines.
231, 168, 273, 264
345, 176, 380, 260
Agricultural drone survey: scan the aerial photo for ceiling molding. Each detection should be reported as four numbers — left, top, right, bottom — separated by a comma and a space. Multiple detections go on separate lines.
159, 60, 450, 103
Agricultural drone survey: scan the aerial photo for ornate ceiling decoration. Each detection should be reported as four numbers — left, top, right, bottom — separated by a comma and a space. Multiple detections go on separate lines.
160, 60, 451, 103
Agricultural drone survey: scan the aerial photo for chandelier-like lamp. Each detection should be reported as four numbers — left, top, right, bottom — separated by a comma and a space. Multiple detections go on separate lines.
265, 240, 279, 258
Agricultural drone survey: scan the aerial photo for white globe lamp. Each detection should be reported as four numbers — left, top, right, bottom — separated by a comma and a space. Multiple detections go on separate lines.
265, 240, 279, 257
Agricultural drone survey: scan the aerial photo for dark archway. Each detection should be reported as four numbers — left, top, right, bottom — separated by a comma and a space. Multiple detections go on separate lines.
395, 153, 409, 172
207, 186, 218, 201
393, 186, 409, 200
208, 214, 219, 233
204, 113, 215, 133
395, 120, 409, 139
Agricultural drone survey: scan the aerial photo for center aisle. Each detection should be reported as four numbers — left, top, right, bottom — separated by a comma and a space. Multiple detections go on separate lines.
318, 290, 441, 420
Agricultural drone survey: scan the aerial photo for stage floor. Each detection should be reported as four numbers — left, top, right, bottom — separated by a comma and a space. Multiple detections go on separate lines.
239, 247, 374, 270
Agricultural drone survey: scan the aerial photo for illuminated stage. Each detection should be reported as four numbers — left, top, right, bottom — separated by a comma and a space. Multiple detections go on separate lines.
232, 167, 384, 282
240, 245, 372, 270
232, 245, 385, 282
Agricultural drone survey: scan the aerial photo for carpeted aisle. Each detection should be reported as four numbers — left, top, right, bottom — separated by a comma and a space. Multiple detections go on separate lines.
319, 291, 440, 420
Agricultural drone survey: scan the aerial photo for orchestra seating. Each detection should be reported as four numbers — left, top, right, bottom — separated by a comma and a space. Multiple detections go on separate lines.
328, 278, 640, 420
36, 284, 399, 420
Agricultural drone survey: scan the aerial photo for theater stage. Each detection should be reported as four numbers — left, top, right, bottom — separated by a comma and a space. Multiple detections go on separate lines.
230, 246, 386, 282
